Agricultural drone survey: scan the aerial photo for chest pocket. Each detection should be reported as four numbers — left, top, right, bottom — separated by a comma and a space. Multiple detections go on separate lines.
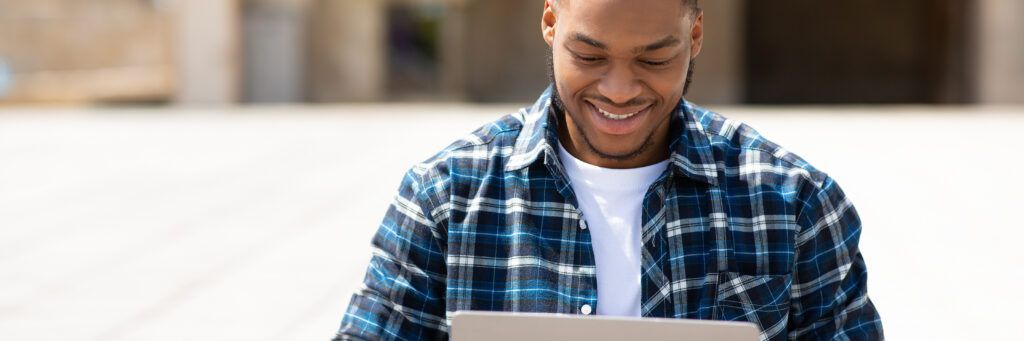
715, 272, 791, 340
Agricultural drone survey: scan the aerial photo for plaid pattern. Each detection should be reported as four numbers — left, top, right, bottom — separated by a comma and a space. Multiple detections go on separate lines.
335, 86, 883, 341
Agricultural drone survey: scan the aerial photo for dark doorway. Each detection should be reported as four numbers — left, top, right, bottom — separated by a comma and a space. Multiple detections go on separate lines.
744, 0, 971, 104
386, 4, 445, 100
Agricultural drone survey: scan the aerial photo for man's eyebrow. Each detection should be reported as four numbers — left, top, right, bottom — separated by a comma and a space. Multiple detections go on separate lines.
634, 36, 682, 54
570, 32, 607, 50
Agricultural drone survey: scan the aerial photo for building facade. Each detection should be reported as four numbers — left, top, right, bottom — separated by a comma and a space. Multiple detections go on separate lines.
0, 0, 1022, 105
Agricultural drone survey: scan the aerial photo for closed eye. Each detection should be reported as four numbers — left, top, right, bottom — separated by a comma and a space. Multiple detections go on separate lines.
641, 59, 672, 67
572, 53, 604, 64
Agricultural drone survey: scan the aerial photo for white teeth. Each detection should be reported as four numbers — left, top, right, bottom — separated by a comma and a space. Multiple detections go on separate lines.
597, 107, 639, 120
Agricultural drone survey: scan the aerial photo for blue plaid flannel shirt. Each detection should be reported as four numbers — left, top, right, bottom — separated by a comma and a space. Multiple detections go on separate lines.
335, 86, 883, 341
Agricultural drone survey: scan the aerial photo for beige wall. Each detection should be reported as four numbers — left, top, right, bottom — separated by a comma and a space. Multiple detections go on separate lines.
0, 0, 175, 103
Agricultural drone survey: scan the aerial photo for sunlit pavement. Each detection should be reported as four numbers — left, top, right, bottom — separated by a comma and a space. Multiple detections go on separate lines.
1, 104, 1021, 340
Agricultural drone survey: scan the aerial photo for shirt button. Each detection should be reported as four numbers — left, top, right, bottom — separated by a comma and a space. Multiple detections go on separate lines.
579, 219, 588, 230
580, 304, 593, 315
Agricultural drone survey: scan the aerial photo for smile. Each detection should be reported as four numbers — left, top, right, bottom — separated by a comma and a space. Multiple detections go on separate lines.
596, 107, 640, 120
583, 101, 652, 136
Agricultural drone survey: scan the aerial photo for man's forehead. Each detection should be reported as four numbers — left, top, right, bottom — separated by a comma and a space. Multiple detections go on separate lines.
555, 0, 692, 29
555, 0, 691, 51
568, 32, 683, 54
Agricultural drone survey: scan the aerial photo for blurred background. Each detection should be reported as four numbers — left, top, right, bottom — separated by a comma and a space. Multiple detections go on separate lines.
1, 0, 1022, 105
1, 1, 1022, 341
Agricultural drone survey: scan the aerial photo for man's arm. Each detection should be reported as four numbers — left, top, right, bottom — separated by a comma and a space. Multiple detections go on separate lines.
334, 170, 448, 341
789, 176, 884, 340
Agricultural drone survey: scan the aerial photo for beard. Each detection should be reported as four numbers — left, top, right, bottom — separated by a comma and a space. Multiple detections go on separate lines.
545, 49, 695, 162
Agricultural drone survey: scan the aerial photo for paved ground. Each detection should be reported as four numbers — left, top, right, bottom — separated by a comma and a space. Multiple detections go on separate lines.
0, 104, 1021, 340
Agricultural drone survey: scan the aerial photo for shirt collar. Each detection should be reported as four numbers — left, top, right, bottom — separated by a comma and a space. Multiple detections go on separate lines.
505, 85, 719, 186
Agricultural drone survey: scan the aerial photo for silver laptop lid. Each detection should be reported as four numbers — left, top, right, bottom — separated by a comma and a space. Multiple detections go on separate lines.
451, 311, 761, 341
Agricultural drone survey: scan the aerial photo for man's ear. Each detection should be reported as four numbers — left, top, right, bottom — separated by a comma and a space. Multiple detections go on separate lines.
689, 11, 704, 59
541, 0, 557, 48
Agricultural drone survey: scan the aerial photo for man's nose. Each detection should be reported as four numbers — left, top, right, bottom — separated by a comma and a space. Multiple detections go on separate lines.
597, 64, 642, 105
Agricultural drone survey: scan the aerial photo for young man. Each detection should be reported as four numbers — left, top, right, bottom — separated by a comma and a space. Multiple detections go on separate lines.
335, 1, 883, 340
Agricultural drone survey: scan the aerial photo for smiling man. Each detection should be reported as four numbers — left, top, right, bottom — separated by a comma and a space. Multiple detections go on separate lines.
334, 1, 883, 340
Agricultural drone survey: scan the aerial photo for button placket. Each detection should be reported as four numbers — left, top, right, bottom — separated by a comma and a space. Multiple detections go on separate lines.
573, 211, 595, 317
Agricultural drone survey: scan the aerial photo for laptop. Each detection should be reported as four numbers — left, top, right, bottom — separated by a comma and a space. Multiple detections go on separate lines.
451, 311, 760, 341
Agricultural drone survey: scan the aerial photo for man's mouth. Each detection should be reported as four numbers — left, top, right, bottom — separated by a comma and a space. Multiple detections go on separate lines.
596, 106, 640, 120
584, 101, 652, 135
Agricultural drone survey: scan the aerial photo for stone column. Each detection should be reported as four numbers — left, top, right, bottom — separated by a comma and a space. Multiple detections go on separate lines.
306, 0, 386, 102
974, 0, 1024, 104
242, 0, 311, 103
175, 0, 242, 104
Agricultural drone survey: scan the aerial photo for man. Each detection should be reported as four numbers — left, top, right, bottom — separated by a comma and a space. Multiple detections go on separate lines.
335, 0, 883, 340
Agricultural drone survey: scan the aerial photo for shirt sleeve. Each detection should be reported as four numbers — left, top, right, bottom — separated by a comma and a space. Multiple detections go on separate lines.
789, 176, 884, 340
333, 169, 449, 341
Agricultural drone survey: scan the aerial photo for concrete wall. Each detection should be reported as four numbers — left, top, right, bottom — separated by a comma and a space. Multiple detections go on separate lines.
242, 0, 310, 103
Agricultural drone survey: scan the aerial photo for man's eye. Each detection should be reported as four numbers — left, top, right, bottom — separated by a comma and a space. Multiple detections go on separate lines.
573, 54, 603, 63
641, 59, 671, 67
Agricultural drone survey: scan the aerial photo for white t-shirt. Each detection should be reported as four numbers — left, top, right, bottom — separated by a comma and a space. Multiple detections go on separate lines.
557, 144, 670, 317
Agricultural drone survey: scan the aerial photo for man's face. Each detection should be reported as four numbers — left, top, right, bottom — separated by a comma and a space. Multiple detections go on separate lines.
542, 0, 703, 168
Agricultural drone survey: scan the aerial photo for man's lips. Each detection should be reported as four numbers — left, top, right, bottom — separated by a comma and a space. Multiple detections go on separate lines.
587, 100, 650, 118
596, 106, 641, 120
584, 100, 652, 136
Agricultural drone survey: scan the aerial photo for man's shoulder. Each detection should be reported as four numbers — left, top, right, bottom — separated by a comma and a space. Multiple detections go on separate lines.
407, 110, 527, 184
687, 104, 829, 188
445, 111, 527, 154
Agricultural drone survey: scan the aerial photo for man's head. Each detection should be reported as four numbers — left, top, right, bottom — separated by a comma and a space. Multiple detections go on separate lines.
542, 0, 704, 168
